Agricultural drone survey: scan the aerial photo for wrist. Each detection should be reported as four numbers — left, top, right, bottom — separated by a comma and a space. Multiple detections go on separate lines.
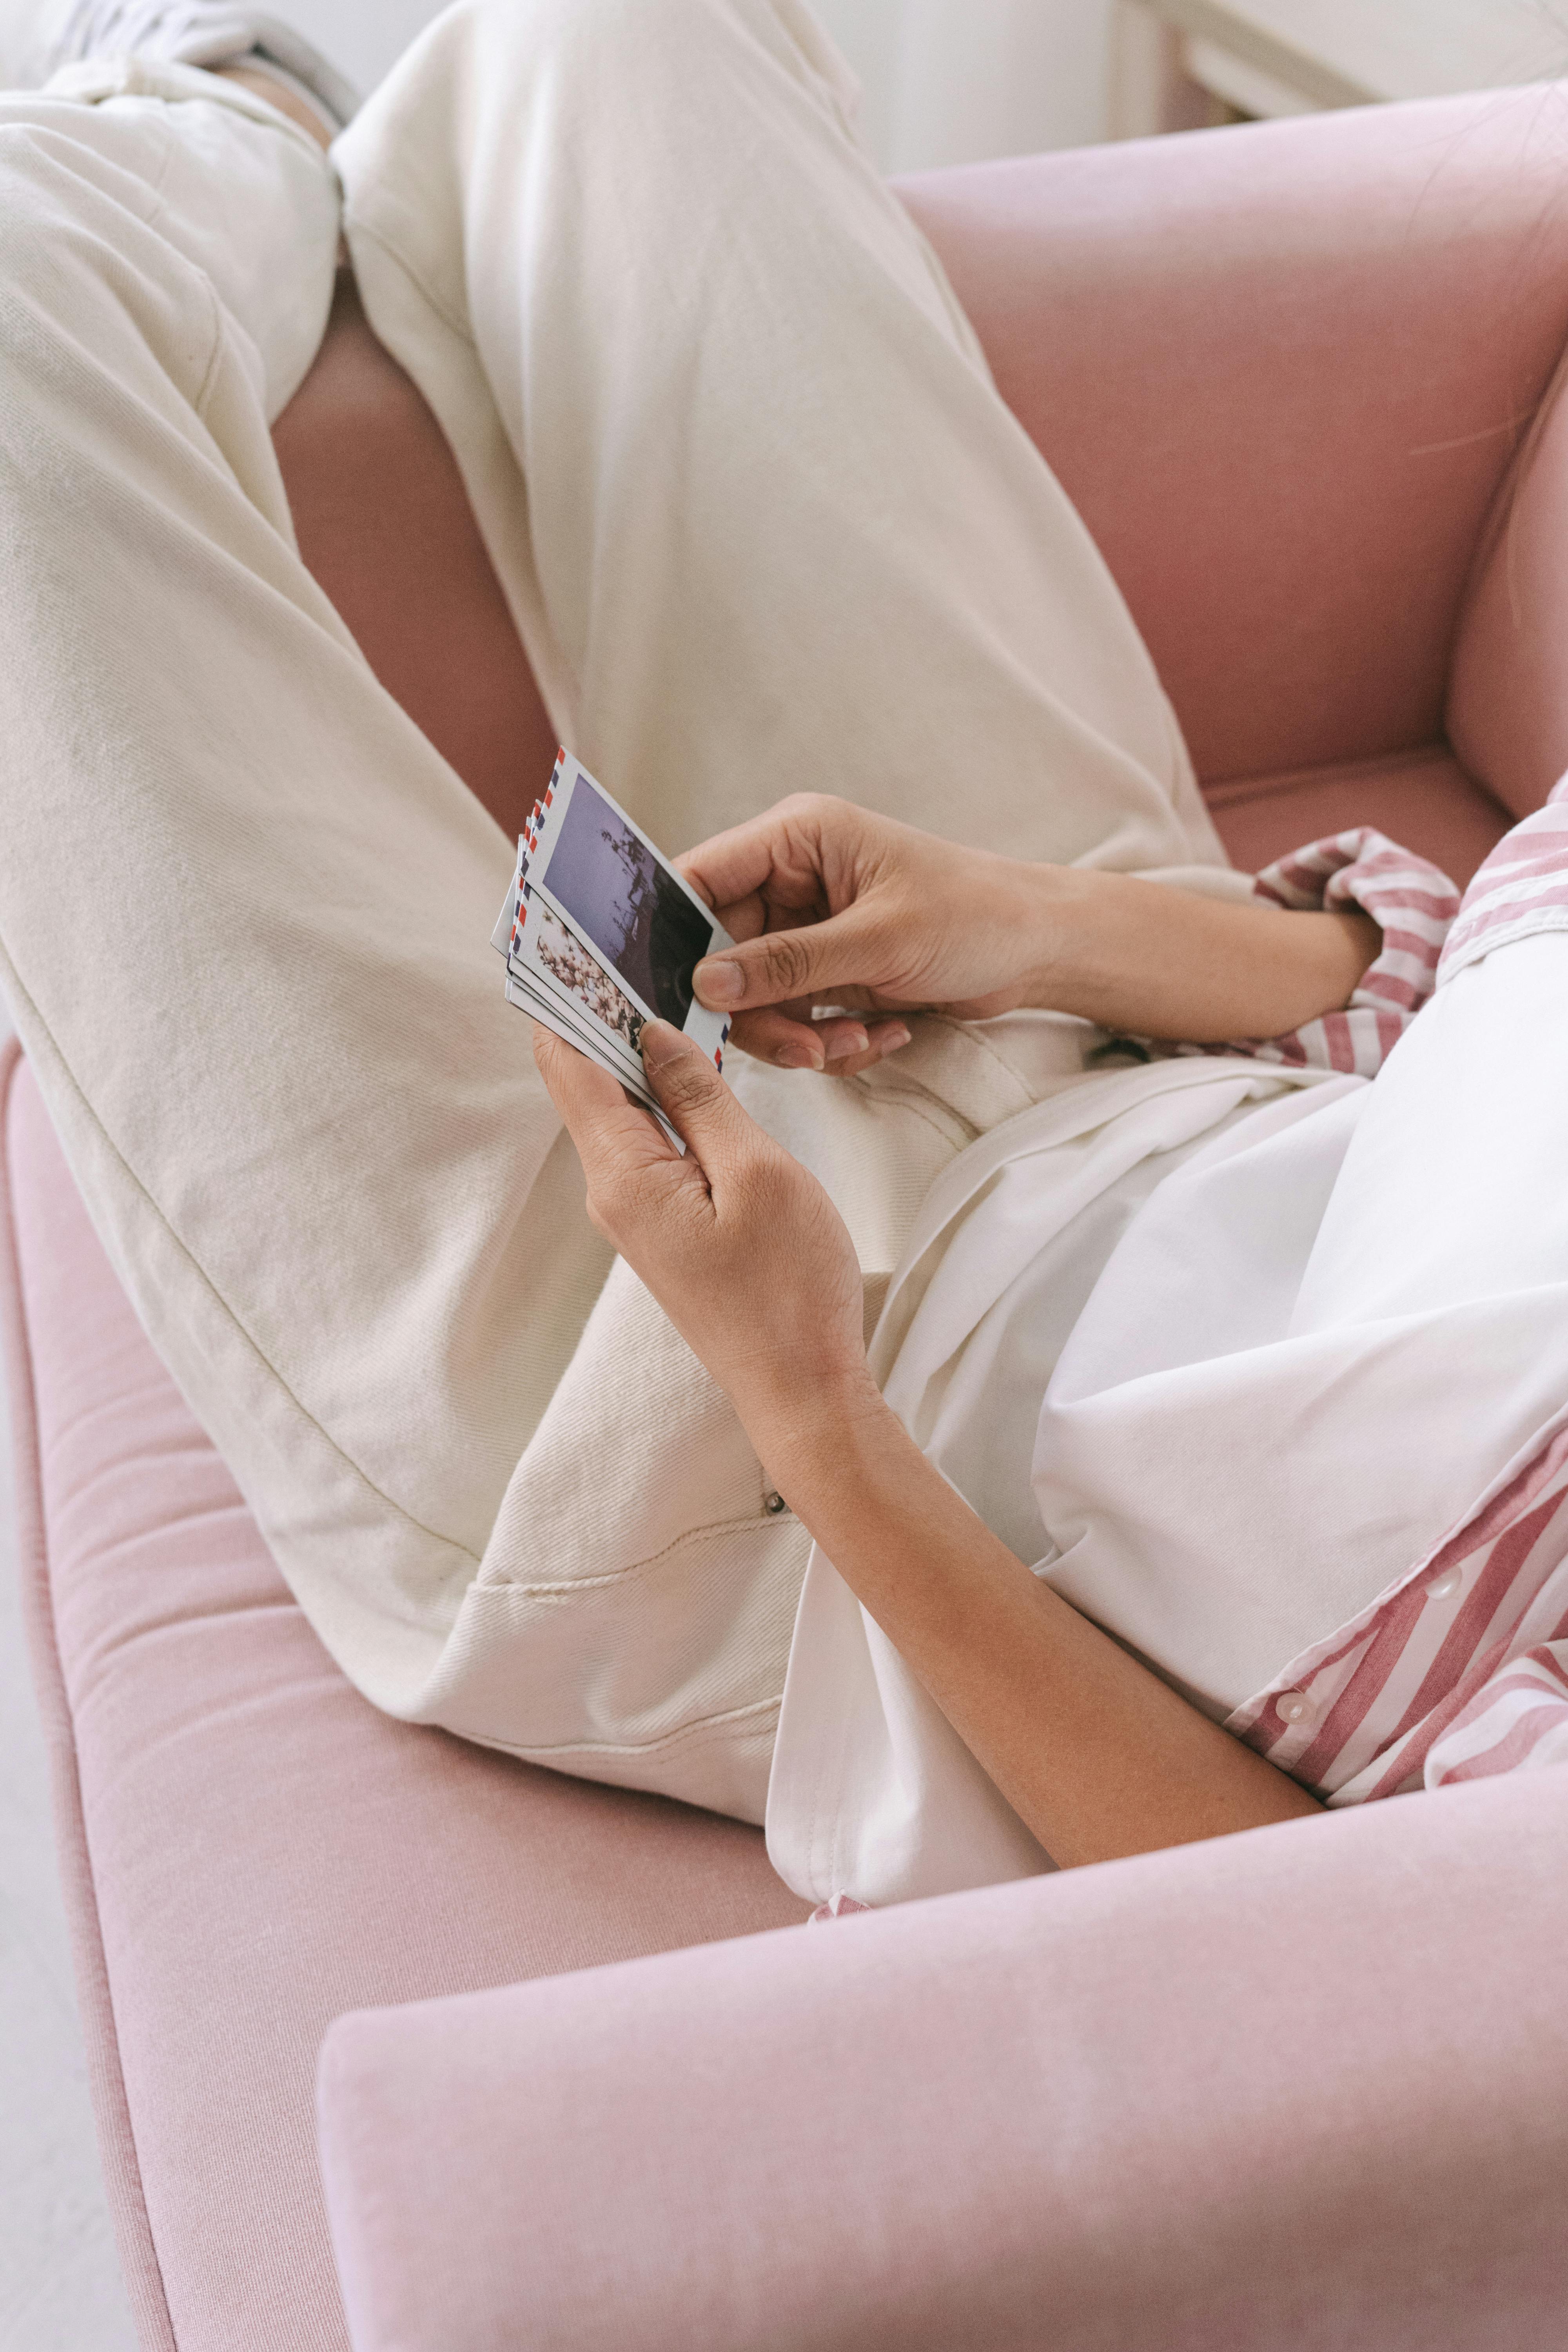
744, 1362, 904, 1509
754, 1380, 1004, 1652
1008, 865, 1381, 1041
1007, 862, 1111, 1016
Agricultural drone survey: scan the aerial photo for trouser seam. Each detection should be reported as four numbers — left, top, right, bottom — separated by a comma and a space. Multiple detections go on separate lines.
486, 1507, 791, 1595
191, 269, 228, 419
473, 1692, 782, 1762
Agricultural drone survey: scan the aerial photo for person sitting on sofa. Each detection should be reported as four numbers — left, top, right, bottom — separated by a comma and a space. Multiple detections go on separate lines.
538, 781, 1568, 1907
4, 0, 1565, 1915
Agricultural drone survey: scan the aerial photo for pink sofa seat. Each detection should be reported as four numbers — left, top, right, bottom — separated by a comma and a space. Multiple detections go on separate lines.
1202, 743, 1509, 884
0, 1048, 806, 2352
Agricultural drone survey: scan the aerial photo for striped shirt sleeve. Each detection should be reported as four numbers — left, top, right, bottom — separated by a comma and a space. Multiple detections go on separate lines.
1227, 1413, 1568, 1807
1436, 774, 1568, 986
1199, 796, 1568, 1807
1147, 830, 1459, 1078
1423, 1643, 1568, 1787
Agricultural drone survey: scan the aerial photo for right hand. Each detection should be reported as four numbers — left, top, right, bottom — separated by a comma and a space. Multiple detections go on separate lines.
679, 795, 1058, 1074
532, 1018, 874, 1447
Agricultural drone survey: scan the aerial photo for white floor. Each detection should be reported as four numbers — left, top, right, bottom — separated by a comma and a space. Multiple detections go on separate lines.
0, 1016, 138, 2349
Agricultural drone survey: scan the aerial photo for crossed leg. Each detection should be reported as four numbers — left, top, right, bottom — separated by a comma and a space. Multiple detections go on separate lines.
0, 0, 1222, 1821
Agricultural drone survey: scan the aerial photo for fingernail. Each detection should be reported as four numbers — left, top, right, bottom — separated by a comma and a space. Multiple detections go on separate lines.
824, 1027, 869, 1062
640, 1019, 687, 1073
879, 1027, 912, 1058
776, 1042, 823, 1071
695, 957, 744, 1005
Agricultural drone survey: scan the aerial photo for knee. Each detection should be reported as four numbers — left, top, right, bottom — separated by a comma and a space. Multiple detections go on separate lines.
0, 126, 118, 367
0, 123, 79, 285
481, 0, 677, 53
0, 121, 142, 303
0, 122, 217, 410
432, 0, 788, 113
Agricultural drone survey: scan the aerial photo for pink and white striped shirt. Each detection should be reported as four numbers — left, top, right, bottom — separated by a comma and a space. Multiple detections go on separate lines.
1210, 780, 1568, 1806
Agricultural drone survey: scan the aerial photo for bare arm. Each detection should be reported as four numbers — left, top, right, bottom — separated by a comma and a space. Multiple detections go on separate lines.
766, 1377, 1319, 1869
534, 1024, 1321, 1871
679, 795, 1379, 1072
1004, 865, 1379, 1045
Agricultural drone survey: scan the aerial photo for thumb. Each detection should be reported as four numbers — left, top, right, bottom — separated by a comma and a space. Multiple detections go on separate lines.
693, 904, 881, 1013
640, 1020, 759, 1166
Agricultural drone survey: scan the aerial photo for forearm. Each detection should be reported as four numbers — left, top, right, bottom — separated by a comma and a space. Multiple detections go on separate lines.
1019, 866, 1380, 1043
764, 1381, 1320, 1870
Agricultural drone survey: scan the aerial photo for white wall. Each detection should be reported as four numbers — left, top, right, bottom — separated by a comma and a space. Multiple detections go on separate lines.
812, 0, 1115, 171
266, 0, 1115, 171
264, 0, 448, 100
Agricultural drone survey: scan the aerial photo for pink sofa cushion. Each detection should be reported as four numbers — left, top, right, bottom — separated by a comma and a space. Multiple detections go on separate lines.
279, 107, 1568, 853
0, 1048, 806, 2352
272, 140, 1540, 895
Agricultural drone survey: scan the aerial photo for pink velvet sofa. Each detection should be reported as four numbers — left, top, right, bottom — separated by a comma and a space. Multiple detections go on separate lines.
9, 88, 1568, 2352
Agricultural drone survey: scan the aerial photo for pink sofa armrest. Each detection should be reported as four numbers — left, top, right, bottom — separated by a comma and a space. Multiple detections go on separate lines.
318, 1769, 1568, 2352
902, 90, 1568, 794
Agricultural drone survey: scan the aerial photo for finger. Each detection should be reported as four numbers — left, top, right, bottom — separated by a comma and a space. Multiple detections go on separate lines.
694, 901, 886, 1016
748, 1013, 876, 1069
724, 1008, 915, 1074
813, 1018, 914, 1078
724, 1008, 827, 1069
675, 821, 776, 913
708, 891, 769, 946
677, 795, 842, 918
640, 1020, 769, 1180
532, 1023, 677, 1177
816, 1016, 873, 1065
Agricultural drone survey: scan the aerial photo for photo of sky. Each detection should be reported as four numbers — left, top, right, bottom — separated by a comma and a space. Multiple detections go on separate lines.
545, 782, 714, 1027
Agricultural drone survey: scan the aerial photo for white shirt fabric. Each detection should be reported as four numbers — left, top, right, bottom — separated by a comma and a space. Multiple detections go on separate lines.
768, 817, 1568, 1908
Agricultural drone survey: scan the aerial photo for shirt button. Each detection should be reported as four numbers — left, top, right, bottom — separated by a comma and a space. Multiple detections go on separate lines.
1277, 1691, 1315, 1726
763, 1490, 788, 1516
1426, 1567, 1462, 1601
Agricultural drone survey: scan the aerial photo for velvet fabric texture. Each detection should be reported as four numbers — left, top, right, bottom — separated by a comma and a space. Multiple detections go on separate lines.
10, 73, 1568, 2352
2, 1043, 808, 2352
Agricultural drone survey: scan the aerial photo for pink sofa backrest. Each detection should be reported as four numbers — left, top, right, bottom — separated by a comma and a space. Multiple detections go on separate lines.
1449, 348, 1568, 818
274, 90, 1568, 836
271, 274, 559, 847
900, 91, 1568, 795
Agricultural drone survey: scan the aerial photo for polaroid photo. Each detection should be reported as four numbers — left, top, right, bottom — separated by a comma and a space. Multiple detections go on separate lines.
493, 844, 685, 1149
520, 747, 567, 873
511, 886, 649, 1091
522, 752, 734, 1068
506, 965, 683, 1152
491, 838, 526, 954
490, 743, 566, 949
494, 830, 644, 1091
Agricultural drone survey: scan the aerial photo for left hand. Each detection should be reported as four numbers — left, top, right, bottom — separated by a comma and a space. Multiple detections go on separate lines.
532, 1019, 874, 1448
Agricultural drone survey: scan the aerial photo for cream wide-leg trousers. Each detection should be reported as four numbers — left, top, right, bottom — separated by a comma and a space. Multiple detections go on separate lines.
0, 0, 1227, 1823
